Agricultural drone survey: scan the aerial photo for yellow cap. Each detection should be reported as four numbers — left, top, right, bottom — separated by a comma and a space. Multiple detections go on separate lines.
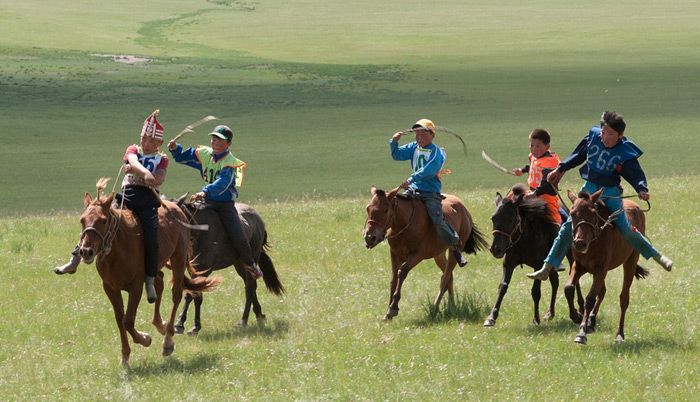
412, 118, 435, 134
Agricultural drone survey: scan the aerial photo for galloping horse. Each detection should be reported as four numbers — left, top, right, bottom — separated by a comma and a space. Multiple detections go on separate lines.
173, 197, 285, 334
486, 184, 579, 327
564, 189, 649, 345
78, 179, 221, 365
364, 186, 488, 320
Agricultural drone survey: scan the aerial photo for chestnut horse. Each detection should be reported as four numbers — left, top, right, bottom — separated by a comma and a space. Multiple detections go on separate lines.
78, 179, 221, 365
564, 189, 649, 345
364, 186, 488, 320
486, 184, 580, 327
173, 197, 285, 334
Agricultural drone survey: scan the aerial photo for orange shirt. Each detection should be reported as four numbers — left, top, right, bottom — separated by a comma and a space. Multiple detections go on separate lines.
528, 152, 561, 224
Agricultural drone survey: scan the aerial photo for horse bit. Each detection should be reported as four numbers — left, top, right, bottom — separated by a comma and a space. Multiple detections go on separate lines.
491, 212, 523, 250
365, 197, 417, 241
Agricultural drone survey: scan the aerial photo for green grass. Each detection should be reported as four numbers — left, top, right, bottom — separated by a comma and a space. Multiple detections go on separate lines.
1, 178, 698, 400
2, 0, 700, 214
2, 0, 700, 399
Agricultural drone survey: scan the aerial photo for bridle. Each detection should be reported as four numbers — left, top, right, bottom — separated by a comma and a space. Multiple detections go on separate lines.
80, 196, 125, 260
491, 209, 523, 250
572, 204, 625, 243
365, 196, 417, 241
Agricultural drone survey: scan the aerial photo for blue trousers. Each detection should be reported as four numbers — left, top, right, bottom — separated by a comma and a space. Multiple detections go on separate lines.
405, 188, 460, 247
544, 182, 658, 267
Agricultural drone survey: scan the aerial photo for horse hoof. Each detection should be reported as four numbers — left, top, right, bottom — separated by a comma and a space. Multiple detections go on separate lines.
384, 308, 399, 320
174, 325, 184, 335
615, 334, 625, 343
120, 358, 130, 368
574, 335, 587, 345
142, 333, 152, 347
586, 326, 595, 334
187, 327, 200, 335
532, 318, 541, 326
543, 311, 554, 321
483, 318, 496, 327
162, 344, 175, 356
256, 314, 267, 322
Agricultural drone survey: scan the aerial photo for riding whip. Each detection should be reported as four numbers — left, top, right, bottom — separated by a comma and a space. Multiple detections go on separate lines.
481, 150, 517, 175
405, 126, 468, 156
171, 115, 218, 143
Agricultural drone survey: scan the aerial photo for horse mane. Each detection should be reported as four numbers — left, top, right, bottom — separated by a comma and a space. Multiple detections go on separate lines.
506, 184, 553, 236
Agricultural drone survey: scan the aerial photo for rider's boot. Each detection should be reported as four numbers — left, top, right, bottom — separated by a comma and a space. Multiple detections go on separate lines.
145, 276, 157, 303
54, 249, 81, 275
527, 262, 556, 280
452, 247, 468, 267
653, 253, 673, 272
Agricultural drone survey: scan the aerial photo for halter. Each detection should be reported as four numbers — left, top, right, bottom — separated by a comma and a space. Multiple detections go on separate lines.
364, 196, 417, 241
491, 212, 522, 251
572, 204, 625, 243
80, 210, 119, 259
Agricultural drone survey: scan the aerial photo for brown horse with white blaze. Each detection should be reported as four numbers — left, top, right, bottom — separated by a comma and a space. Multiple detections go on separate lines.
565, 188, 649, 345
364, 186, 488, 320
78, 178, 221, 366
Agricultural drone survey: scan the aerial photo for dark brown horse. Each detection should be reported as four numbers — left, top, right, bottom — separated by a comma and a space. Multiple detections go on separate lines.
78, 179, 221, 365
364, 186, 488, 320
486, 184, 579, 327
173, 198, 285, 334
564, 189, 649, 345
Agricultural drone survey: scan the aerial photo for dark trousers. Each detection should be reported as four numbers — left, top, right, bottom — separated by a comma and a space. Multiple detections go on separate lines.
204, 199, 255, 266
116, 186, 160, 278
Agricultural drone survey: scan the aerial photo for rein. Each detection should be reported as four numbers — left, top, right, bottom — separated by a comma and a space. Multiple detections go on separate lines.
81, 201, 123, 259
573, 206, 625, 242
491, 212, 522, 250
365, 196, 417, 241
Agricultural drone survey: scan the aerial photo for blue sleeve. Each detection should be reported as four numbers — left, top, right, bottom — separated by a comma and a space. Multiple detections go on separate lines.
203, 166, 236, 197
410, 147, 444, 184
619, 158, 649, 194
390, 140, 415, 161
558, 135, 590, 173
169, 144, 204, 172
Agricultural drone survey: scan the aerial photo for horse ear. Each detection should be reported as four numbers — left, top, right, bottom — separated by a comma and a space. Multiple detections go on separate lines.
371, 185, 377, 196
387, 187, 399, 199
105, 191, 115, 206
175, 192, 189, 206
591, 188, 604, 203
567, 189, 577, 203
513, 193, 525, 206
495, 192, 502, 206
84, 192, 93, 207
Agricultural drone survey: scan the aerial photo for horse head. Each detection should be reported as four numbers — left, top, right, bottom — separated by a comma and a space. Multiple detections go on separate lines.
364, 186, 399, 249
568, 188, 605, 254
79, 189, 115, 264
489, 190, 524, 258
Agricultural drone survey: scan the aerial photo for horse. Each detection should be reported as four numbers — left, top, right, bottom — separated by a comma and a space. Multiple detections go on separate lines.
173, 196, 285, 335
486, 184, 580, 327
363, 186, 489, 320
78, 179, 221, 366
564, 188, 649, 345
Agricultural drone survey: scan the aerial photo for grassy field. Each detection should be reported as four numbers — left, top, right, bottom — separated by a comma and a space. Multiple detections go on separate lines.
1, 177, 699, 400
2, 0, 700, 400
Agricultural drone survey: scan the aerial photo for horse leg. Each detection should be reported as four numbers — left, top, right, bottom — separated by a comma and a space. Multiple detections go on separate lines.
250, 280, 266, 323
386, 257, 418, 320
123, 286, 152, 349
484, 261, 515, 327
102, 283, 131, 366
151, 271, 166, 335
616, 259, 637, 343
162, 262, 185, 357
433, 253, 455, 309
587, 283, 606, 334
175, 292, 193, 334
188, 294, 203, 335
575, 271, 607, 345
565, 263, 583, 324
542, 264, 560, 321
384, 252, 402, 320
530, 274, 543, 326
237, 269, 253, 327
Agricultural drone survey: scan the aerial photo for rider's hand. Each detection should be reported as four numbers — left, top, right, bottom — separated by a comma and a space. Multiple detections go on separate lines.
399, 180, 411, 190
547, 169, 563, 187
638, 191, 650, 201
391, 132, 404, 142
514, 168, 523, 176
189, 191, 206, 203
168, 140, 177, 151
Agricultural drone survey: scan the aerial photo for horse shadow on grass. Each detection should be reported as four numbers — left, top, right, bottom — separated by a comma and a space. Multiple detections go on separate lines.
409, 291, 492, 328
193, 319, 291, 343
125, 352, 221, 378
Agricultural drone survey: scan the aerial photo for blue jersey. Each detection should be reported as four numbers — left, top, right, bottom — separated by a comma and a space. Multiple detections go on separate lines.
558, 126, 648, 193
390, 140, 446, 193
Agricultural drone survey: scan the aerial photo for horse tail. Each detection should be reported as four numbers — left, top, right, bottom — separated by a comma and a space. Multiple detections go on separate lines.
634, 264, 650, 280
259, 232, 286, 296
183, 260, 222, 292
463, 224, 490, 255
